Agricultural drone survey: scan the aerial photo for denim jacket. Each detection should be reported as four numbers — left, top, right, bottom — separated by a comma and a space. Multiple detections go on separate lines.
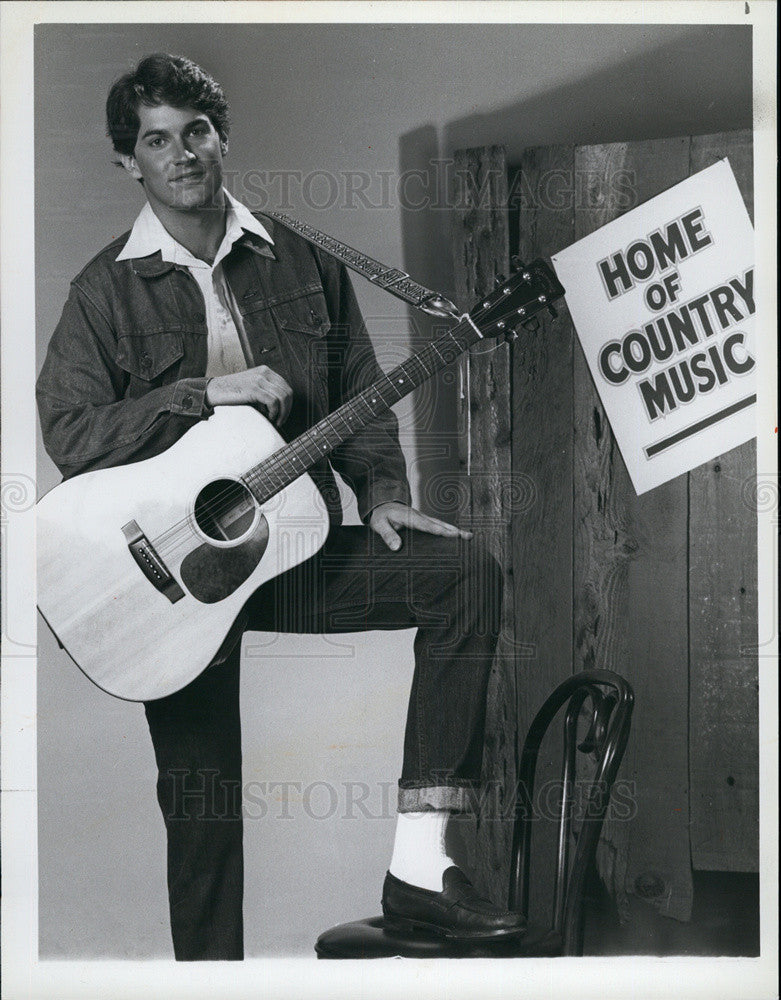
36, 214, 412, 526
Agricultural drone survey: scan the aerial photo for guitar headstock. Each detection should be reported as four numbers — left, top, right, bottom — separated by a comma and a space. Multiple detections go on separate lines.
468, 259, 565, 340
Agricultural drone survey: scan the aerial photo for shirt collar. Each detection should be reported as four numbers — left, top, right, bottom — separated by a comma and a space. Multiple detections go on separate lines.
116, 189, 274, 267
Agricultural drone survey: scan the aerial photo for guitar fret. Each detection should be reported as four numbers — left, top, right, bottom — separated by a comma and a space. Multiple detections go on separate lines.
298, 437, 320, 462
324, 413, 347, 443
258, 467, 284, 493
408, 350, 427, 377
430, 342, 447, 364
446, 330, 465, 352
411, 352, 431, 377
379, 372, 403, 401
354, 393, 377, 423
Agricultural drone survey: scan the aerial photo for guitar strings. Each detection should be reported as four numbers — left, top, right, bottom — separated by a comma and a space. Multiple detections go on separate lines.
149, 367, 405, 555
149, 359, 404, 552
150, 354, 446, 559
149, 324, 476, 557
147, 301, 507, 559
150, 311, 501, 559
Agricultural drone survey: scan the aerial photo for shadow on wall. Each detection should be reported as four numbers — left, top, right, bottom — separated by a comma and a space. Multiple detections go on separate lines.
398, 25, 752, 516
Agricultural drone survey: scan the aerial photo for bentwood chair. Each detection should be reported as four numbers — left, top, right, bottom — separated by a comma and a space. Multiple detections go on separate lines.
315, 669, 634, 958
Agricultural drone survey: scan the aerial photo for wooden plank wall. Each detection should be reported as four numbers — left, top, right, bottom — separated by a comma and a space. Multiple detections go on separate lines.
572, 138, 693, 921
511, 146, 576, 925
453, 129, 757, 924
451, 147, 516, 903
688, 130, 758, 871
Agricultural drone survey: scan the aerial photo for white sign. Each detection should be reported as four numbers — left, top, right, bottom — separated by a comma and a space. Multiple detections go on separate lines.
552, 159, 756, 495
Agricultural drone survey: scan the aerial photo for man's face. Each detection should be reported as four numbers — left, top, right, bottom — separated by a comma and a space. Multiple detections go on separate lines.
122, 103, 226, 214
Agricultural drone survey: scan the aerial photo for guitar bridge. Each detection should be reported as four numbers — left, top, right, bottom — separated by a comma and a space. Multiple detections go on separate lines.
122, 519, 185, 604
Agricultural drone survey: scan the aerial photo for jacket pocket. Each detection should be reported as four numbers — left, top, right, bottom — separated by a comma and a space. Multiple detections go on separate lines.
268, 285, 331, 337
116, 330, 185, 383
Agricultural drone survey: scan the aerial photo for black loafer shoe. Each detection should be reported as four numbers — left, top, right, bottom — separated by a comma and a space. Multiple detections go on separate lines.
382, 867, 527, 941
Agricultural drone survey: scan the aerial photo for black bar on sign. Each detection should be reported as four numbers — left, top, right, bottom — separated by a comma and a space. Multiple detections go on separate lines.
644, 395, 756, 458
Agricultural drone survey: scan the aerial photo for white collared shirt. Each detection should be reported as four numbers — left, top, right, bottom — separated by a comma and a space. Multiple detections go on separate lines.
116, 190, 274, 377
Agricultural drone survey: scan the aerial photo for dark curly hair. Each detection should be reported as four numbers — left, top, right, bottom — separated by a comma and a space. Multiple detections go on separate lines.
106, 54, 230, 156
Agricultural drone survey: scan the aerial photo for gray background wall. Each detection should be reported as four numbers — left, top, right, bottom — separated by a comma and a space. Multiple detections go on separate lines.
35, 22, 751, 957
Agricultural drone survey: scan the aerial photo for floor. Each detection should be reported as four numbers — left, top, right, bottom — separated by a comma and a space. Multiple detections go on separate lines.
582, 870, 760, 956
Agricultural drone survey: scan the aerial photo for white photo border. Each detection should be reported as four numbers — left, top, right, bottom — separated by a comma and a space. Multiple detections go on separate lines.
2, 2, 777, 998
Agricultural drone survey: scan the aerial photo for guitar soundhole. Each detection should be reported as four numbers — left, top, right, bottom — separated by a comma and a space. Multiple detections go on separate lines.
193, 478, 257, 542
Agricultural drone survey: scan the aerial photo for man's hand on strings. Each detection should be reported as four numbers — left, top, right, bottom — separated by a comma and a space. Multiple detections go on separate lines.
206, 365, 293, 426
368, 501, 473, 551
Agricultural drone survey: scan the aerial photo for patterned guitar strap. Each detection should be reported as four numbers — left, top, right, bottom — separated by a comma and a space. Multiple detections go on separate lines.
263, 210, 461, 320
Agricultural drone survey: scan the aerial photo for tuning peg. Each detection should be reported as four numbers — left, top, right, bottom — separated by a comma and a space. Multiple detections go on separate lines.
494, 320, 517, 343
494, 273, 506, 286
510, 255, 525, 271
522, 317, 541, 335
547, 302, 558, 319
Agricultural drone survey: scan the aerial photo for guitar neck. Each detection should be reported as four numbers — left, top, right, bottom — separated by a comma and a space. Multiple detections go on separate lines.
242, 316, 480, 504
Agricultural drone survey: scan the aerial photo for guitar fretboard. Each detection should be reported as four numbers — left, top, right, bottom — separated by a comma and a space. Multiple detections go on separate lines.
241, 318, 480, 504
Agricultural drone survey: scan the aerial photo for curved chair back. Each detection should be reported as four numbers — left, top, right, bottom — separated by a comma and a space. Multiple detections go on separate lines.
509, 669, 634, 955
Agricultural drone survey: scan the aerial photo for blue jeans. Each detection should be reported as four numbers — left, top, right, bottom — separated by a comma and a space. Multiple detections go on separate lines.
144, 527, 502, 960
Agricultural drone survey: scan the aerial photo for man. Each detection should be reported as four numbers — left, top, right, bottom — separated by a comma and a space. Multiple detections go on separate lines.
37, 54, 525, 959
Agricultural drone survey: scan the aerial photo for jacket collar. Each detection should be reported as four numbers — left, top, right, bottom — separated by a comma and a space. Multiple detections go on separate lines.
237, 229, 277, 260
130, 254, 177, 278
121, 190, 276, 275
129, 232, 277, 276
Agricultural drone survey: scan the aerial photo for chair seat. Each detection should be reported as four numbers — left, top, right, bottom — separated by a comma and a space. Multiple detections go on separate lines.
315, 672, 633, 959
315, 915, 562, 958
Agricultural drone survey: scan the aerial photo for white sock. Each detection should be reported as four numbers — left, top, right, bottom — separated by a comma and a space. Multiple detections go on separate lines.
389, 811, 456, 891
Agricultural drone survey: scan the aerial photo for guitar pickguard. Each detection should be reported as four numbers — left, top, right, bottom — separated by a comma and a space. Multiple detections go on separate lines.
179, 513, 270, 603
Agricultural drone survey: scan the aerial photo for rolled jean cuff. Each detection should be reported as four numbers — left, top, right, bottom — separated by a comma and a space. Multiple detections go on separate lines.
397, 783, 478, 813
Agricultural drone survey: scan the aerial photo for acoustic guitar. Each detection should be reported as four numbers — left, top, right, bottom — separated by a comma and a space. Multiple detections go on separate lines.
37, 260, 564, 700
